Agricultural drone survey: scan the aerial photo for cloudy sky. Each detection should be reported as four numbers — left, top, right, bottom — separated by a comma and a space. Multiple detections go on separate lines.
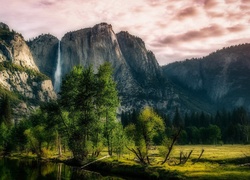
1, 0, 250, 65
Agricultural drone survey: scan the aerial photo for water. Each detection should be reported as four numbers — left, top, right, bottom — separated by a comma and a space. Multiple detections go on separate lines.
0, 157, 127, 180
54, 41, 62, 93
0, 158, 125, 179
0, 158, 72, 179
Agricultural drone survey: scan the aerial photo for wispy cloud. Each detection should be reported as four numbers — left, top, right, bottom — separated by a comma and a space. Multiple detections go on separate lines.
0, 0, 249, 65
158, 24, 226, 46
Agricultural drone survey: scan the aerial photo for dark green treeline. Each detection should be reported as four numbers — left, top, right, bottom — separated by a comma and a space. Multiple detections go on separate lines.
121, 107, 250, 145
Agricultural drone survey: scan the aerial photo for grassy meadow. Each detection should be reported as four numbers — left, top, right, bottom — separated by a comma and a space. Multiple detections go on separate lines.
162, 145, 250, 179
5, 144, 250, 179
98, 144, 250, 179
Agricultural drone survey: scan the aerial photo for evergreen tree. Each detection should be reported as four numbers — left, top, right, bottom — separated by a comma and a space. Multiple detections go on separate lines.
59, 63, 119, 160
96, 62, 119, 156
173, 107, 183, 128
0, 95, 12, 126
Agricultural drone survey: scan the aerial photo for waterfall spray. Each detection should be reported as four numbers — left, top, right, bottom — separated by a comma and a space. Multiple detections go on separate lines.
54, 41, 62, 92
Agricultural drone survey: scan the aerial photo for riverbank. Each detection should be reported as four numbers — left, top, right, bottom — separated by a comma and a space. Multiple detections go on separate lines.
1, 145, 250, 179
0, 154, 183, 179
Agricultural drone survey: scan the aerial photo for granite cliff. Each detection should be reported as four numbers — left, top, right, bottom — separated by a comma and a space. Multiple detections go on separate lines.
28, 22, 250, 114
162, 44, 250, 112
27, 34, 59, 83
29, 23, 192, 113
0, 22, 56, 121
59, 23, 170, 112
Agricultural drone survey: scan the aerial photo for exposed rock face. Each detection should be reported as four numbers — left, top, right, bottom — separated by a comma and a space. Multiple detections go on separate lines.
0, 70, 56, 102
162, 44, 250, 112
30, 22, 209, 114
27, 34, 59, 83
116, 32, 163, 94
0, 23, 38, 70
60, 23, 169, 111
60, 23, 137, 95
0, 22, 57, 120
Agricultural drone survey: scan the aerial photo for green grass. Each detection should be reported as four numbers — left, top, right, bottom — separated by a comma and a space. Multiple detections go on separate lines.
4, 145, 250, 179
100, 145, 250, 179
157, 145, 250, 179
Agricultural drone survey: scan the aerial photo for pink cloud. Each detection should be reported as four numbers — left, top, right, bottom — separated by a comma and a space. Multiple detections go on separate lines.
175, 7, 198, 20
225, 0, 238, 4
157, 24, 226, 46
241, 0, 250, 4
0, 0, 250, 65
227, 25, 246, 33
204, 0, 218, 9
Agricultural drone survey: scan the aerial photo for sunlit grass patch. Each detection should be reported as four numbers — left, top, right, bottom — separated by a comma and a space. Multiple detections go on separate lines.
171, 144, 250, 160
157, 145, 250, 179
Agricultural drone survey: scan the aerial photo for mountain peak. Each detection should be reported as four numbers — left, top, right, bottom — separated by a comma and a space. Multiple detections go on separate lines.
0, 24, 38, 71
92, 22, 113, 34
91, 22, 117, 43
117, 31, 145, 47
0, 22, 9, 31
93, 22, 112, 29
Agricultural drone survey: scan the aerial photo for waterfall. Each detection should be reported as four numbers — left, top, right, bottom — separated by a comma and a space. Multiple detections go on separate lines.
54, 41, 62, 92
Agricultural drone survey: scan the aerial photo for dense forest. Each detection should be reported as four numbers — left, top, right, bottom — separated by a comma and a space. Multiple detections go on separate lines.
122, 107, 250, 145
0, 62, 250, 164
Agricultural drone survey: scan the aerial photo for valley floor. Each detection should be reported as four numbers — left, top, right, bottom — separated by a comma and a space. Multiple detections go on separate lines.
1, 145, 250, 179
95, 144, 250, 179
161, 145, 250, 179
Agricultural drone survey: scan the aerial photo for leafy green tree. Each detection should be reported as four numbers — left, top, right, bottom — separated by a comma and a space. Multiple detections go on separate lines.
59, 65, 97, 160
186, 126, 200, 144
59, 63, 119, 161
96, 62, 119, 156
126, 107, 165, 164
113, 123, 127, 159
11, 120, 30, 152
39, 101, 64, 156
207, 124, 221, 144
23, 109, 56, 158
0, 95, 12, 126
0, 122, 12, 154
0, 95, 13, 154
178, 130, 188, 144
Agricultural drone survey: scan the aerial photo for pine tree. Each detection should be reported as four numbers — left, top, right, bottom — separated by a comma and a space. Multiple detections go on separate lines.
173, 107, 183, 128
96, 62, 119, 156
0, 95, 12, 126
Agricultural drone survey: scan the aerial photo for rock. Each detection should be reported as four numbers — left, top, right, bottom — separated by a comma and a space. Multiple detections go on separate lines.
0, 22, 57, 120
0, 23, 38, 70
162, 44, 250, 112
60, 23, 168, 112
29, 22, 208, 115
27, 34, 59, 83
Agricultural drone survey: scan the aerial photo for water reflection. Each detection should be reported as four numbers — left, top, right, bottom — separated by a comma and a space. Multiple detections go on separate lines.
0, 158, 117, 180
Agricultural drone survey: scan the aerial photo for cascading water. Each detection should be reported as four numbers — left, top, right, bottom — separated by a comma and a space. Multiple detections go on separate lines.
54, 41, 62, 93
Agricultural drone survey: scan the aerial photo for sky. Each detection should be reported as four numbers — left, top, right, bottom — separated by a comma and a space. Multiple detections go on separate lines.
0, 0, 250, 65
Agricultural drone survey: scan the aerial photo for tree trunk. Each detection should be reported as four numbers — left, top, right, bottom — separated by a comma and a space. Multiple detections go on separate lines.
161, 128, 181, 165
58, 135, 62, 157
192, 149, 204, 164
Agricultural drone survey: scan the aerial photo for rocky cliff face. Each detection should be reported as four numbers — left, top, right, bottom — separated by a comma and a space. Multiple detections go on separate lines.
162, 44, 250, 112
60, 23, 137, 96
0, 22, 57, 121
60, 23, 170, 111
27, 34, 59, 83
116, 31, 163, 92
28, 22, 212, 114
0, 23, 38, 71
